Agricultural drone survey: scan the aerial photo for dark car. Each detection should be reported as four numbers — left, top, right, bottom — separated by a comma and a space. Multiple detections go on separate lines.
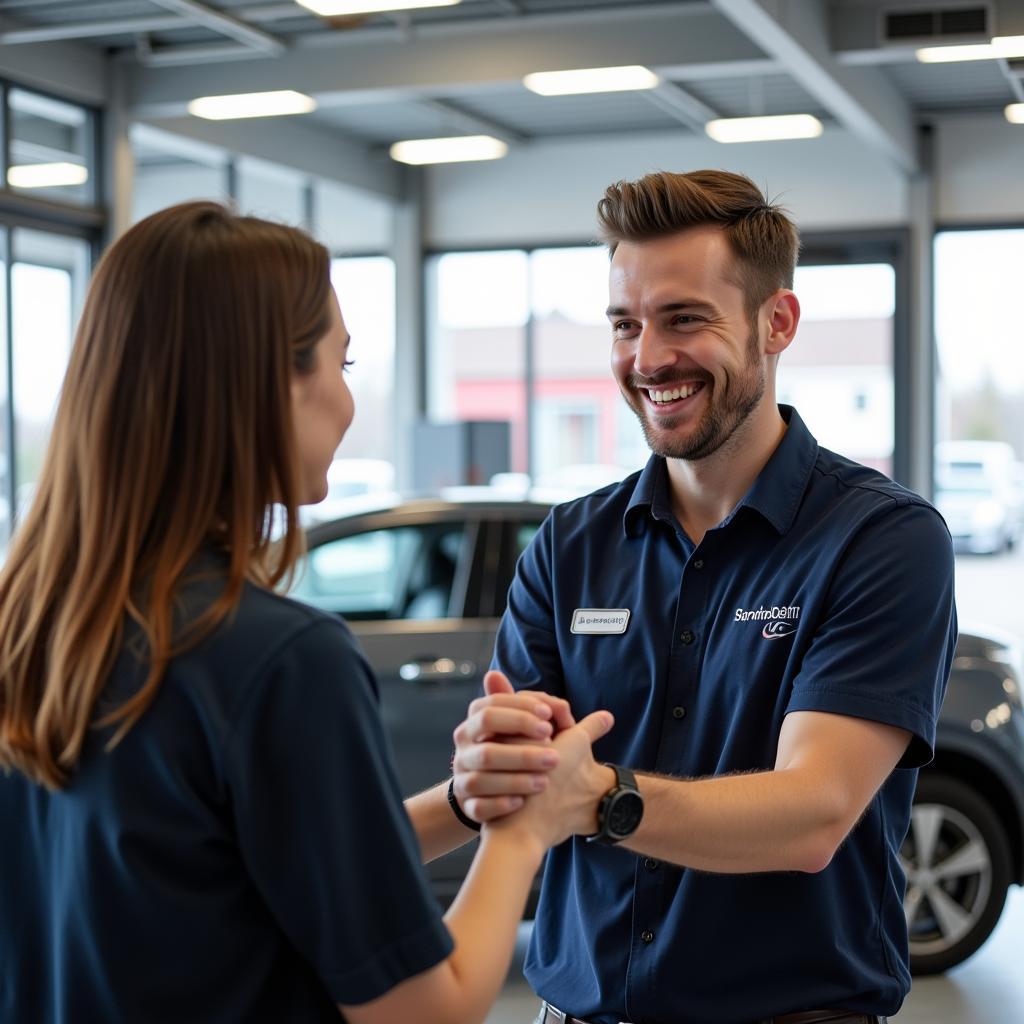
292, 496, 1024, 976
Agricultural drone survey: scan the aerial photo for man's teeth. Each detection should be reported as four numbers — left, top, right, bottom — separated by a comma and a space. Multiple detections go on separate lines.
648, 383, 703, 404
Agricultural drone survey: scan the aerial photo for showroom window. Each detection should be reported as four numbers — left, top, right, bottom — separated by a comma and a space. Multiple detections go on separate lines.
327, 255, 398, 489
934, 228, 1024, 560
427, 238, 905, 491
427, 249, 530, 472
0, 82, 102, 559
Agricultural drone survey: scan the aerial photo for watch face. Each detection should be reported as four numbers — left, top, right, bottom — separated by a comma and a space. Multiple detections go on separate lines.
607, 790, 644, 837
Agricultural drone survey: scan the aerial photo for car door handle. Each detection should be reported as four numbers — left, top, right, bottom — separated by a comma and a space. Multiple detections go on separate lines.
399, 658, 478, 682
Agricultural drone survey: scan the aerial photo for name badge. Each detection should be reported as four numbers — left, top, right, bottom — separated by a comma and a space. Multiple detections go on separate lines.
571, 608, 631, 635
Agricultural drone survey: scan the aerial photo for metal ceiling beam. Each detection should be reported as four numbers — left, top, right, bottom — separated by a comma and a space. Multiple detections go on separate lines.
710, 0, 919, 174
417, 97, 528, 145
146, 0, 286, 55
0, 15, 184, 44
138, 113, 404, 200
640, 80, 718, 134
126, 8, 767, 115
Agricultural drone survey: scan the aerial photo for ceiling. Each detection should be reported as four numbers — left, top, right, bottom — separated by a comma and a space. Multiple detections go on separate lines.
1, 0, 1022, 192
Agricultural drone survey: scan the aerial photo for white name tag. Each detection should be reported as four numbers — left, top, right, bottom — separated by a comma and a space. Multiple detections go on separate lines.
571, 608, 631, 635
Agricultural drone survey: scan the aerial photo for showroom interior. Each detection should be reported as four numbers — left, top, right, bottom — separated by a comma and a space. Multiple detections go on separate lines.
0, 0, 1022, 1021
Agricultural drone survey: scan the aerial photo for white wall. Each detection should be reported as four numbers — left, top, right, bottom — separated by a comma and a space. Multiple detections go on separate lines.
936, 116, 1024, 226
424, 126, 910, 248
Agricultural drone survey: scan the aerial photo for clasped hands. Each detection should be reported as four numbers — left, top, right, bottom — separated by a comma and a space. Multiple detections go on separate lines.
451, 671, 616, 850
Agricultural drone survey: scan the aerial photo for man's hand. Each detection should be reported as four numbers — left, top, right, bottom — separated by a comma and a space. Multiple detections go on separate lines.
452, 671, 576, 823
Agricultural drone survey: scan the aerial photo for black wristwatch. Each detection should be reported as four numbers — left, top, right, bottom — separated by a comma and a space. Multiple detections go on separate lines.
587, 764, 644, 845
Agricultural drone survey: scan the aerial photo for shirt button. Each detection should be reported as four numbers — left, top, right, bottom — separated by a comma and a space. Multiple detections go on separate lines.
692, 558, 704, 570
680, 629, 695, 645
641, 930, 655, 943
672, 706, 687, 720
644, 857, 659, 871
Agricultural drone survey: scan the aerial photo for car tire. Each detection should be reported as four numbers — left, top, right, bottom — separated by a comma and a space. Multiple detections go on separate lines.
903, 773, 1013, 975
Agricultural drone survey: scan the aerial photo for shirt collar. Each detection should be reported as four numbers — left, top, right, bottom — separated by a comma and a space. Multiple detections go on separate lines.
622, 405, 818, 539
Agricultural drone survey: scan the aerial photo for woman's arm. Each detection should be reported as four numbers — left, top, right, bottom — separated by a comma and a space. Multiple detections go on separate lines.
341, 709, 613, 1024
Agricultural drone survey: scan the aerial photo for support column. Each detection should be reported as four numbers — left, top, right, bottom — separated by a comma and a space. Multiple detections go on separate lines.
907, 126, 936, 499
391, 168, 423, 493
103, 61, 135, 244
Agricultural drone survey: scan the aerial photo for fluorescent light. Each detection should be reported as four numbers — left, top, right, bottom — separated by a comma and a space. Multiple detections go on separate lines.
992, 35, 1024, 57
390, 135, 508, 165
1007, 103, 1024, 124
917, 42, 995, 62
7, 162, 88, 189
296, 0, 460, 15
917, 34, 1024, 62
705, 114, 823, 144
523, 66, 659, 96
188, 90, 316, 121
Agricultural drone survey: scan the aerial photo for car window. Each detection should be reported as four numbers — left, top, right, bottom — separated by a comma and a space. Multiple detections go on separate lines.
293, 523, 467, 621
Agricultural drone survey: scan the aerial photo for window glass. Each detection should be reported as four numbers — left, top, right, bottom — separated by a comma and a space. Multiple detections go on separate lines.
328, 256, 397, 476
427, 250, 528, 473
779, 263, 895, 476
531, 246, 642, 490
934, 229, 1024, 565
11, 229, 91, 519
8, 89, 94, 205
292, 523, 466, 620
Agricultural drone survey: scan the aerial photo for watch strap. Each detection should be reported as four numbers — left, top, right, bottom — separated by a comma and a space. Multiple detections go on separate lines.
447, 777, 482, 832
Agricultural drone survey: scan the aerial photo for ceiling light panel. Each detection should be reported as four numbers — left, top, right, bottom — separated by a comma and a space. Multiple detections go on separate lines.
523, 66, 659, 96
389, 135, 508, 165
705, 114, 823, 143
296, 0, 461, 15
7, 163, 89, 189
1007, 103, 1024, 124
188, 91, 317, 120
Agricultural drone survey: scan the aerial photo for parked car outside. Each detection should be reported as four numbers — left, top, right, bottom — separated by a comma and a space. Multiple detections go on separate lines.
292, 495, 1024, 976
935, 440, 1024, 555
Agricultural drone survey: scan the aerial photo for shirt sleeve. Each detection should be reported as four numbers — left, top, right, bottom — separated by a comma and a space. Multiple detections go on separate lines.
785, 501, 957, 768
491, 511, 566, 698
224, 618, 453, 1005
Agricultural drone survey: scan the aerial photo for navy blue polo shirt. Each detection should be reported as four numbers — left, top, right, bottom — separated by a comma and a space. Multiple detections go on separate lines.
493, 406, 956, 1024
0, 570, 452, 1023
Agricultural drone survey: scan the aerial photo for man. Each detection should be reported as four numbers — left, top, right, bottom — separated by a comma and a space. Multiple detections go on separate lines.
408, 170, 956, 1024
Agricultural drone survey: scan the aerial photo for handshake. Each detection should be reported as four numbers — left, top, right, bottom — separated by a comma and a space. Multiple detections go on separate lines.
449, 670, 619, 853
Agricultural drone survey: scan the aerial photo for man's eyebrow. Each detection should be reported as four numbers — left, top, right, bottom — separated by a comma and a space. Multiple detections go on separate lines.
605, 300, 719, 318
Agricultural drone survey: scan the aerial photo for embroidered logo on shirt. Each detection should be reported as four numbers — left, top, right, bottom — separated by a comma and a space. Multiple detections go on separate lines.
571, 608, 631, 635
761, 620, 797, 639
734, 604, 801, 639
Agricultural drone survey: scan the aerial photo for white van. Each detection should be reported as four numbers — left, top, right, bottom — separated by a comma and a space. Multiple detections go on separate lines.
935, 440, 1024, 554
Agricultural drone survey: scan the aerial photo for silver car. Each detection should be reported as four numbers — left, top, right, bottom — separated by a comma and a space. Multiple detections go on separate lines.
294, 496, 1024, 976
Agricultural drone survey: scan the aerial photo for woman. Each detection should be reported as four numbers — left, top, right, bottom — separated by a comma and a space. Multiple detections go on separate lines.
0, 202, 611, 1023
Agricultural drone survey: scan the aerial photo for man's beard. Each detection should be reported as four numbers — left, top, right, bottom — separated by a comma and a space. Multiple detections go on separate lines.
626, 326, 766, 461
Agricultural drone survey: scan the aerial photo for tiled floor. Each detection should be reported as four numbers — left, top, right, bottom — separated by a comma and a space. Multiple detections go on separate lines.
487, 887, 1024, 1022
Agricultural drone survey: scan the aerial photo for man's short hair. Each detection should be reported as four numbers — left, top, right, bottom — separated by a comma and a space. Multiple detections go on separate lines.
597, 169, 801, 322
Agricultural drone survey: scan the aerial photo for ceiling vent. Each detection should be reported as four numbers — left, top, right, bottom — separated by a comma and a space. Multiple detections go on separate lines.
881, 5, 991, 45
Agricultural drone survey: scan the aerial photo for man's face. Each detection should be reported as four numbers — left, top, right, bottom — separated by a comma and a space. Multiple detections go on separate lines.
607, 226, 768, 461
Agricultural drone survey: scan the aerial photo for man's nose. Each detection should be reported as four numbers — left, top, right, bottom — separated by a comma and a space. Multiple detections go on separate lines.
633, 324, 677, 379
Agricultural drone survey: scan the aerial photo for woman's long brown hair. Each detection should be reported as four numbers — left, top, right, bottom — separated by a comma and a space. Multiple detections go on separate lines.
0, 202, 332, 789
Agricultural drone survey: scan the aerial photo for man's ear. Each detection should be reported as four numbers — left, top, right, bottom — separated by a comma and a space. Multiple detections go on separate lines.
763, 290, 800, 357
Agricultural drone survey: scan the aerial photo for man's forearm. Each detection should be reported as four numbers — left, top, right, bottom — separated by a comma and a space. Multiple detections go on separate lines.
406, 781, 480, 863
621, 768, 849, 874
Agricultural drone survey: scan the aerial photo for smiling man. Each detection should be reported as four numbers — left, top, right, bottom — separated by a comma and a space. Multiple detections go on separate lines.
414, 170, 958, 1024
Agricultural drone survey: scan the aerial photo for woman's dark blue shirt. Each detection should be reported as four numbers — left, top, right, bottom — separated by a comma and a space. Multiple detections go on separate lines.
0, 574, 452, 1023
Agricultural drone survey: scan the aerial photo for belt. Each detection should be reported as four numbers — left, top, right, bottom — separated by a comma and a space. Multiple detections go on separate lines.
539, 1001, 888, 1024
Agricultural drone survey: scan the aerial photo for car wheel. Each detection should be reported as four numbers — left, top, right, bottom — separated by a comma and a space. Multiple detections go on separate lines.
902, 773, 1013, 975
